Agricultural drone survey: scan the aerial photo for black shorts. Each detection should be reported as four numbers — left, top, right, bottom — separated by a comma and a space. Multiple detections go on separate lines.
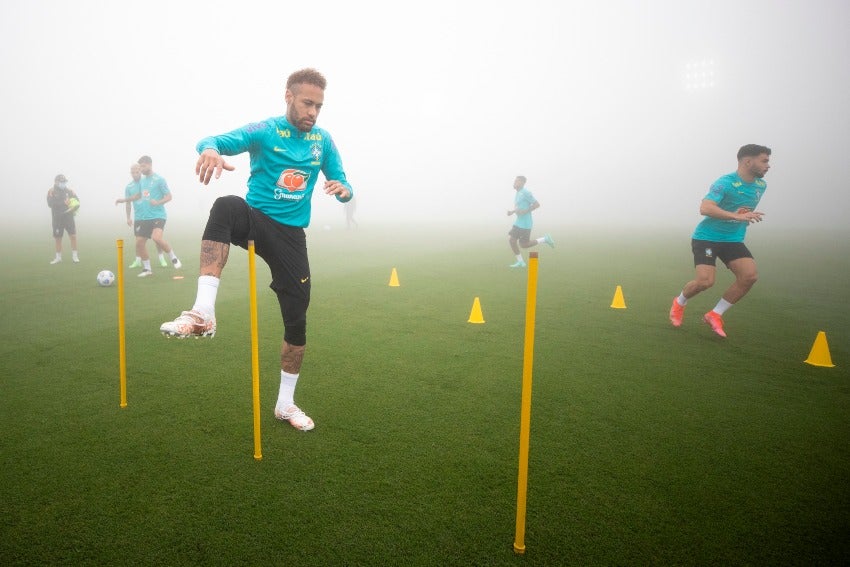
509, 226, 532, 241
52, 214, 76, 238
203, 196, 310, 331
134, 219, 166, 239
691, 239, 753, 267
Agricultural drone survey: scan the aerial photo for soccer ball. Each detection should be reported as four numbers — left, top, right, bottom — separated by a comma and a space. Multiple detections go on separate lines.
67, 197, 80, 215
97, 270, 115, 287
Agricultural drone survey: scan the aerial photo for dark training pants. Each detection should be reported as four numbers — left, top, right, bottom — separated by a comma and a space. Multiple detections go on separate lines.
203, 196, 310, 346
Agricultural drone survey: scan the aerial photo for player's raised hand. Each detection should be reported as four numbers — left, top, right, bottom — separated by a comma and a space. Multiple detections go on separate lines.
196, 149, 235, 185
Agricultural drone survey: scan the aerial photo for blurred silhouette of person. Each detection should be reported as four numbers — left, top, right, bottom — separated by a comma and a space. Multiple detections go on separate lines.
507, 175, 554, 268
115, 163, 169, 271
47, 174, 80, 264
344, 195, 358, 229
127, 155, 182, 277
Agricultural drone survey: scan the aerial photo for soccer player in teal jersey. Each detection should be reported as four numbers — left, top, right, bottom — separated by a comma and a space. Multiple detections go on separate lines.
117, 156, 182, 276
507, 175, 554, 268
160, 68, 354, 432
669, 144, 771, 337
115, 163, 168, 271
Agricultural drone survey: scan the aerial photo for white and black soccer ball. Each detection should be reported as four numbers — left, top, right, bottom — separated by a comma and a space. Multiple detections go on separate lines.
97, 270, 115, 287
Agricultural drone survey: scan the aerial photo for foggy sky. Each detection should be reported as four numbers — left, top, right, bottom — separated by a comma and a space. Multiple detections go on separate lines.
1, 0, 848, 232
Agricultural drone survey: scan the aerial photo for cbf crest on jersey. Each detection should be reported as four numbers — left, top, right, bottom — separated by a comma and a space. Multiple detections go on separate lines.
310, 143, 322, 164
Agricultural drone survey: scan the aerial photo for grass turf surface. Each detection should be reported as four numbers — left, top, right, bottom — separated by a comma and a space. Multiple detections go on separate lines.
1, 223, 848, 565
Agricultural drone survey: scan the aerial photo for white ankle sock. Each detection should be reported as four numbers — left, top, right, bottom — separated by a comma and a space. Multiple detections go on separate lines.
516, 254, 523, 262
713, 298, 733, 315
677, 292, 688, 306
276, 371, 299, 409
143, 259, 151, 271
192, 275, 220, 317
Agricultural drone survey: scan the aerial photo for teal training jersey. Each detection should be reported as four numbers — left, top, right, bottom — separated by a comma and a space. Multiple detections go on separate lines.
513, 187, 537, 230
137, 174, 170, 221
124, 179, 141, 219
692, 172, 766, 242
196, 116, 353, 228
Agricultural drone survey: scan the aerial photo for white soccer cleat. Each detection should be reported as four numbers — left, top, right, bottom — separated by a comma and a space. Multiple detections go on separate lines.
160, 309, 216, 339
275, 404, 315, 431
50, 258, 62, 265
138, 270, 153, 278
172, 258, 182, 269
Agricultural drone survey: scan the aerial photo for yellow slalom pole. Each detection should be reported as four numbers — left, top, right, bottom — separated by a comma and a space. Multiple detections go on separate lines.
514, 251, 539, 554
248, 241, 263, 460
117, 239, 128, 409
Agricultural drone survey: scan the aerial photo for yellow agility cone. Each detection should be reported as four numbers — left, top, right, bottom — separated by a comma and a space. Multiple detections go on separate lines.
804, 331, 835, 367
468, 297, 485, 324
610, 285, 626, 309
388, 268, 400, 287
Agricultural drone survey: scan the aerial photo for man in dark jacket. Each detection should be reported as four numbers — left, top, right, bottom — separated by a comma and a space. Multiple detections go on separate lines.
47, 174, 80, 264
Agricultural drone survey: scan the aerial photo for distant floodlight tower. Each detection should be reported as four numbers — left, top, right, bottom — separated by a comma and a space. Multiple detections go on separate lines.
684, 58, 716, 91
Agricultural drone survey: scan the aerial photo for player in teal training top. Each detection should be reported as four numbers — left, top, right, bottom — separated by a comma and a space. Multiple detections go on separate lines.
160, 68, 353, 433
116, 156, 182, 276
669, 144, 771, 338
507, 175, 554, 268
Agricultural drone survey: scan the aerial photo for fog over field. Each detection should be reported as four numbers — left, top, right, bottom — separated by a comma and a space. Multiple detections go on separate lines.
1, 0, 848, 236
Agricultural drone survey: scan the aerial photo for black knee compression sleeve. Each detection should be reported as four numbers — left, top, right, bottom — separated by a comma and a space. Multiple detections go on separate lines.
202, 195, 251, 243
284, 324, 307, 347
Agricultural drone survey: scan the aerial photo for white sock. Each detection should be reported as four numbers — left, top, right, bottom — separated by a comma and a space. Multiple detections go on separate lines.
135, 256, 142, 263
192, 275, 220, 317
516, 254, 523, 262
536, 237, 545, 244
72, 250, 79, 260
677, 292, 688, 306
143, 259, 151, 271
276, 371, 299, 409
713, 298, 733, 316
54, 253, 62, 260
169, 250, 178, 260
159, 252, 165, 261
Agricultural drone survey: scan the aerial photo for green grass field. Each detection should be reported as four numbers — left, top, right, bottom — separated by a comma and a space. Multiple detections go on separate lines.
1, 222, 848, 566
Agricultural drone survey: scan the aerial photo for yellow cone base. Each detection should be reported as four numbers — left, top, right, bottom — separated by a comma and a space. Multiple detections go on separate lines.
468, 297, 485, 323
610, 285, 626, 309
388, 268, 400, 287
804, 331, 835, 367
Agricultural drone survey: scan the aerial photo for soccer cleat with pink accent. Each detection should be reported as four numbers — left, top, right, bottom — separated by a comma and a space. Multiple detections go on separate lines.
275, 404, 315, 431
703, 311, 727, 338
160, 309, 216, 338
669, 298, 685, 327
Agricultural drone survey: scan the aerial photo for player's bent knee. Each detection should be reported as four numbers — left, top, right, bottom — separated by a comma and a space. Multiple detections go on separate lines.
284, 324, 306, 347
